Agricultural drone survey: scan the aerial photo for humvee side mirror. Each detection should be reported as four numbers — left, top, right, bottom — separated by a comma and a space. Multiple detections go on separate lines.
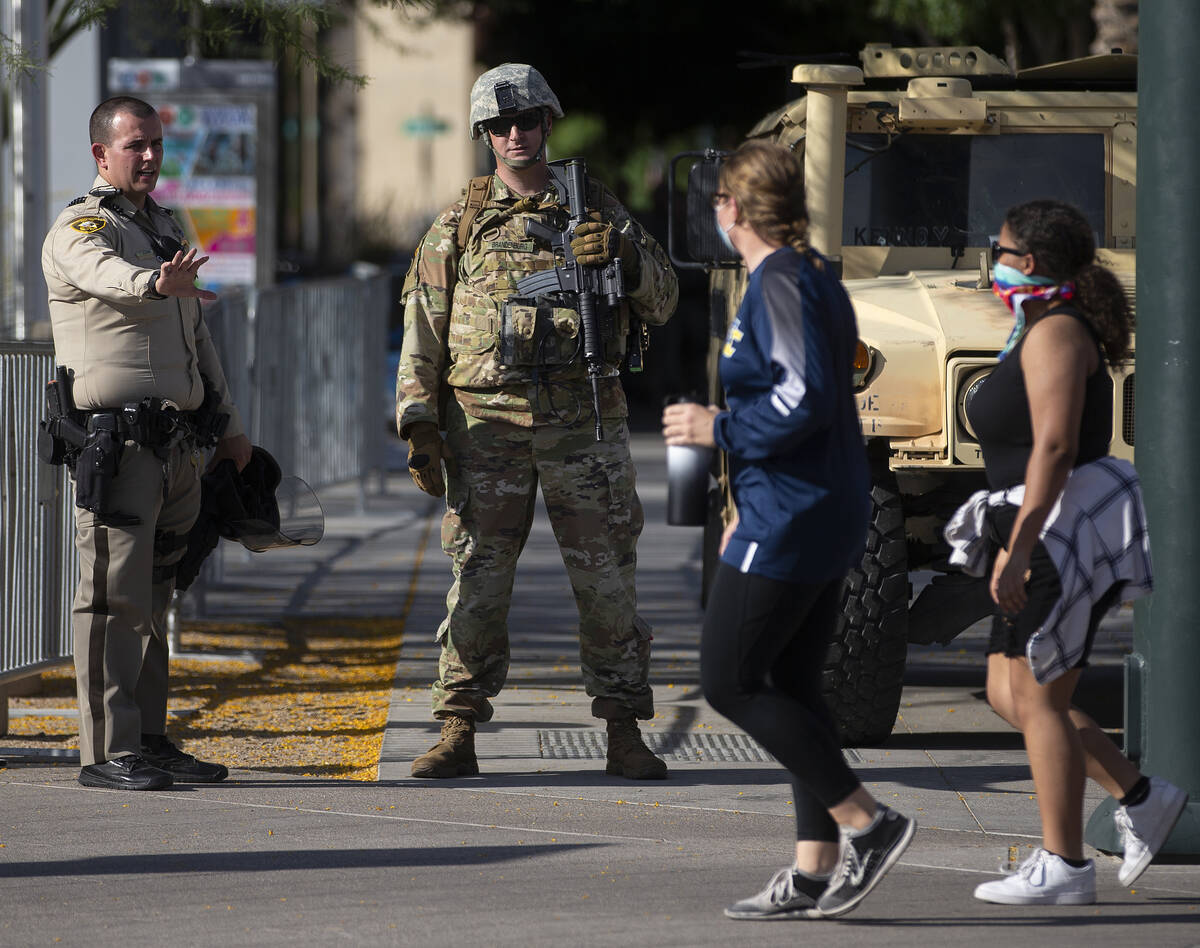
667, 150, 740, 270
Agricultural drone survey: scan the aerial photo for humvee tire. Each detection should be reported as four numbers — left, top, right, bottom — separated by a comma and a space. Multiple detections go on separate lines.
823, 467, 908, 746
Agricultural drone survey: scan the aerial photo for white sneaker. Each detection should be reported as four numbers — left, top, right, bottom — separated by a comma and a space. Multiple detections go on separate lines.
1115, 776, 1189, 886
973, 849, 1096, 905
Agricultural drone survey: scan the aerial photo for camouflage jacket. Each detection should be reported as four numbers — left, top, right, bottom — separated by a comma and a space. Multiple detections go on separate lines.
396, 173, 678, 432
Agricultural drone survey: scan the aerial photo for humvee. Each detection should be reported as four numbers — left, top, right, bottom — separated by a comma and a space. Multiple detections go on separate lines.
669, 43, 1137, 744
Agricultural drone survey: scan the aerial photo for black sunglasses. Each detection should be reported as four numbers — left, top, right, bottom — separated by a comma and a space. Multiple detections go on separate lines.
482, 110, 542, 136
990, 240, 1028, 263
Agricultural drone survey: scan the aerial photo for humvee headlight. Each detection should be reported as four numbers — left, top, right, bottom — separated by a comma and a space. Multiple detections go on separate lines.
957, 368, 991, 439
852, 340, 874, 391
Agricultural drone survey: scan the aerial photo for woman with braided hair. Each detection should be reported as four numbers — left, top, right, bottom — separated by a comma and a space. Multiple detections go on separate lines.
959, 199, 1185, 905
663, 140, 915, 920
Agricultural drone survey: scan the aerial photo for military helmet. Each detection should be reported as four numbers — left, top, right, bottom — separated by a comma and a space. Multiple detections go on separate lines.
469, 63, 563, 140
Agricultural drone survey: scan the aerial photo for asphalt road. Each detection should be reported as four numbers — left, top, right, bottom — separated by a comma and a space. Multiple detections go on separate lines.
2, 434, 1197, 947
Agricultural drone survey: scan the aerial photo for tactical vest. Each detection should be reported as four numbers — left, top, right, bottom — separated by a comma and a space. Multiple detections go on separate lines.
416, 175, 630, 390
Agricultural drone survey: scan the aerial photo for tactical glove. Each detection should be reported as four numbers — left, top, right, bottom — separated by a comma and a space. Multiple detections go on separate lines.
571, 220, 640, 281
405, 422, 453, 498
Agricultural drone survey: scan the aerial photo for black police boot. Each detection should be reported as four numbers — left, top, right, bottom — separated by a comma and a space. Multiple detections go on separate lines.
78, 754, 173, 791
140, 734, 229, 783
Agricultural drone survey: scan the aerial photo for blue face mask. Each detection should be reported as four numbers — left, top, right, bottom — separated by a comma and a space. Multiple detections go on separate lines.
992, 261, 1057, 290
713, 208, 737, 254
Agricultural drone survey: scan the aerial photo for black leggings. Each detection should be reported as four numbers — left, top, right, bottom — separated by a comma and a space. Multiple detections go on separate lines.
700, 563, 861, 842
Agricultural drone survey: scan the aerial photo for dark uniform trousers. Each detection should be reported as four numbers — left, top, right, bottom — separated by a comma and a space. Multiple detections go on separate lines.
72, 440, 201, 766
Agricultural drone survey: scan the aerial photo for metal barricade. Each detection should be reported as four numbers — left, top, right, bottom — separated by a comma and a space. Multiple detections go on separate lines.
249, 275, 388, 500
183, 276, 389, 616
0, 342, 76, 685
1, 273, 391, 698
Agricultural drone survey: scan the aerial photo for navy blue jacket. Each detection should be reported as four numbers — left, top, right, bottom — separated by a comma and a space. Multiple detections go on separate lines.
713, 246, 869, 583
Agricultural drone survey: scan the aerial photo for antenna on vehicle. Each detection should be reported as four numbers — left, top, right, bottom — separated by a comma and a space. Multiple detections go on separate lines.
977, 251, 992, 289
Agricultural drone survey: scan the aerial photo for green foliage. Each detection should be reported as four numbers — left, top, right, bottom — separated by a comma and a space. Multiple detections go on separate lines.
870, 0, 982, 39
1, 0, 422, 86
549, 113, 606, 158
871, 0, 1099, 58
549, 113, 708, 214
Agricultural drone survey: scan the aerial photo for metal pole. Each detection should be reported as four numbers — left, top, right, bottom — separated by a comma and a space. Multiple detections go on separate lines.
793, 64, 863, 261
1, 0, 14, 337
1086, 0, 1200, 854
12, 0, 49, 339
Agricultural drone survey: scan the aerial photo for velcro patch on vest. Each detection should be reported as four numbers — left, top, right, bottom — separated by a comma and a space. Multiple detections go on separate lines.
485, 239, 535, 253
70, 216, 107, 234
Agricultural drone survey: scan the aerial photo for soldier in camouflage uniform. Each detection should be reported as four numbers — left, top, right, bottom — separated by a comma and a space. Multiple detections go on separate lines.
396, 64, 678, 780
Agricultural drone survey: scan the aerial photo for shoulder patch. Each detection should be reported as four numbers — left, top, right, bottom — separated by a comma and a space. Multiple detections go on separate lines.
66, 196, 87, 207
69, 216, 107, 234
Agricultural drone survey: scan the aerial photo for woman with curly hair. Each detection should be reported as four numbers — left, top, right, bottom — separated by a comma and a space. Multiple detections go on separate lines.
958, 199, 1185, 905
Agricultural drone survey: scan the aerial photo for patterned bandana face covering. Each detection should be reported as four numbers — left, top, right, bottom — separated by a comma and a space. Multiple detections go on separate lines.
991, 262, 1075, 360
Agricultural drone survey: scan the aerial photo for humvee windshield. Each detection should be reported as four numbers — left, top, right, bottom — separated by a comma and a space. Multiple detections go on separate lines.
842, 132, 1106, 249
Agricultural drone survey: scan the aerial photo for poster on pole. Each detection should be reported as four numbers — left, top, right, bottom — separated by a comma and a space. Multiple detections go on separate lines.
154, 101, 258, 287
107, 58, 276, 289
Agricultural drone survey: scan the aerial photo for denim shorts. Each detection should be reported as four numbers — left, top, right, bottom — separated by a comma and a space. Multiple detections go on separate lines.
984, 503, 1117, 668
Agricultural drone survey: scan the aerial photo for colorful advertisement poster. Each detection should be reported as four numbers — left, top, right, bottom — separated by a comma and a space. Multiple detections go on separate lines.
153, 102, 257, 287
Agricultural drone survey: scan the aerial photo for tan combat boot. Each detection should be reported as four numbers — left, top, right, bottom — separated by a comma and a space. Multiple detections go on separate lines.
411, 714, 479, 778
606, 716, 668, 780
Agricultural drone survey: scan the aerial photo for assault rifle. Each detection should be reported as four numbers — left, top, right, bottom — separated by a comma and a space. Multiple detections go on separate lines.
515, 158, 625, 441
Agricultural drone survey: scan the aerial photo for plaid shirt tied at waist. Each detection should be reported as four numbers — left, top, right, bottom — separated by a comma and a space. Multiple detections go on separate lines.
944, 456, 1154, 684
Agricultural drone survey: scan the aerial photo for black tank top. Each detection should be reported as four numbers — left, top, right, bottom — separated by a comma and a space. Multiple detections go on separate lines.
967, 305, 1112, 490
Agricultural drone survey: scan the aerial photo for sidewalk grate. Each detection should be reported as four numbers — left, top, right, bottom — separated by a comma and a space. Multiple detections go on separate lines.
540, 730, 776, 763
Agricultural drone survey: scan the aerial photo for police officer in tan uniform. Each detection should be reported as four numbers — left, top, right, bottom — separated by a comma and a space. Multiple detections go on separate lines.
42, 96, 251, 791
397, 65, 678, 780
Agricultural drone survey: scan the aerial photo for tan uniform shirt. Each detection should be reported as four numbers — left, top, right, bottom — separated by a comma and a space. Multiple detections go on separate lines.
41, 176, 243, 437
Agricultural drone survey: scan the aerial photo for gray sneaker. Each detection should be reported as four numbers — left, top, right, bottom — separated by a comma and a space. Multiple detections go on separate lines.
816, 807, 916, 918
723, 866, 825, 920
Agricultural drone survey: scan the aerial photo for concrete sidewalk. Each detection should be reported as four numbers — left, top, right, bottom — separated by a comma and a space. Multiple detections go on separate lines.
2, 434, 1198, 947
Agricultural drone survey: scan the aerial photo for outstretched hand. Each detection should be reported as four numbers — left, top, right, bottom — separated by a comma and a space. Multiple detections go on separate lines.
158, 247, 218, 301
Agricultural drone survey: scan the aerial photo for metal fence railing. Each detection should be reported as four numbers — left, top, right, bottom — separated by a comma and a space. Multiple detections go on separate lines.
0, 274, 392, 699
0, 342, 76, 686
249, 276, 389, 499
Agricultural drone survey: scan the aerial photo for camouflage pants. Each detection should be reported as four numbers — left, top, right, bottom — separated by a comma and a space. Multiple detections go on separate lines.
431, 401, 654, 723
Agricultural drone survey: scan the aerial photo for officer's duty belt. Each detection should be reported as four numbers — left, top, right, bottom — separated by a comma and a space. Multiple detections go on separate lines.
86, 401, 203, 451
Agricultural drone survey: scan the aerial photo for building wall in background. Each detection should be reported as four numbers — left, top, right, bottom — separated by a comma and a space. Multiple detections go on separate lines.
48, 26, 100, 214
354, 11, 478, 250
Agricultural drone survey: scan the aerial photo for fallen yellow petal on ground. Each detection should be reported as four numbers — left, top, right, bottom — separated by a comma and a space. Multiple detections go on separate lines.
6, 616, 405, 782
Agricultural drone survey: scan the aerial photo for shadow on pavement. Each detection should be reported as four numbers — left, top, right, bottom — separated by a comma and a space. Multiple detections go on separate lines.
879, 731, 1024, 751
0, 844, 598, 878
843, 911, 1200, 928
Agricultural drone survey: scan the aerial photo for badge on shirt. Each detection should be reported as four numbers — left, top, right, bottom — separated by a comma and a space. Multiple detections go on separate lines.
70, 216, 107, 234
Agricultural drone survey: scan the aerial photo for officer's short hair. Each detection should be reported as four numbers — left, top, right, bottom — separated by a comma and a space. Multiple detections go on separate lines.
90, 96, 158, 146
